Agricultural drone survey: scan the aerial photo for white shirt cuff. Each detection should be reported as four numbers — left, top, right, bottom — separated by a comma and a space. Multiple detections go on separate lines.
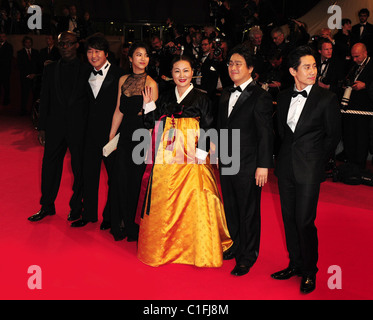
195, 148, 208, 161
143, 101, 156, 114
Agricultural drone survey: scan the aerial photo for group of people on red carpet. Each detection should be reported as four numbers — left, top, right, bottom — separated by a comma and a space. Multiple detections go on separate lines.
1, 2, 370, 296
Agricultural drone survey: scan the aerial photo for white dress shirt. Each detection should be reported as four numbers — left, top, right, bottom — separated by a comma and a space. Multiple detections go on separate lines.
287, 84, 313, 132
88, 61, 111, 98
228, 77, 253, 117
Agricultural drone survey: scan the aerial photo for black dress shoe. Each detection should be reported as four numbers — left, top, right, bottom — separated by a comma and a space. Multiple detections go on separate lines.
231, 265, 251, 276
28, 207, 56, 222
300, 275, 316, 294
223, 248, 235, 260
271, 267, 302, 280
70, 219, 97, 227
100, 221, 111, 230
110, 229, 127, 241
67, 210, 82, 221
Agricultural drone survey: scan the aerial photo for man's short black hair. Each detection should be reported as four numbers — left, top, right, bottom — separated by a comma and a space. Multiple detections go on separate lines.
85, 33, 109, 54
22, 35, 33, 46
288, 45, 315, 70
358, 8, 370, 17
341, 18, 351, 26
227, 44, 254, 68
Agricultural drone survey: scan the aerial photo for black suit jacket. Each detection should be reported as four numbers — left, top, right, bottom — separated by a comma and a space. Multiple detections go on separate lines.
17, 48, 42, 79
347, 58, 373, 111
351, 22, 373, 52
38, 58, 91, 141
196, 55, 219, 99
316, 55, 345, 95
275, 85, 341, 184
40, 46, 61, 66
0, 41, 13, 77
217, 81, 274, 175
86, 64, 126, 148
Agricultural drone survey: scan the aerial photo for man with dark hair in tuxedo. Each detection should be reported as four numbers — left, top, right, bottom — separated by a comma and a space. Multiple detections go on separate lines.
28, 31, 90, 223
271, 45, 341, 294
217, 44, 273, 277
71, 34, 125, 229
39, 34, 60, 67
351, 8, 373, 54
316, 38, 345, 96
194, 36, 219, 101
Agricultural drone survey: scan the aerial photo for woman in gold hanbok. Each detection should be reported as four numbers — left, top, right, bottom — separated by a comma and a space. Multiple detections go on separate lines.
136, 55, 232, 268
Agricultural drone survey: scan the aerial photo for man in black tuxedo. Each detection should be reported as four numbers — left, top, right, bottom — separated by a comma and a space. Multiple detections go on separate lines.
194, 37, 219, 101
71, 34, 125, 228
351, 8, 373, 54
316, 38, 345, 96
0, 32, 13, 106
271, 46, 341, 294
39, 35, 61, 67
342, 43, 373, 171
57, 4, 83, 37
217, 44, 273, 276
17, 36, 42, 115
28, 31, 90, 222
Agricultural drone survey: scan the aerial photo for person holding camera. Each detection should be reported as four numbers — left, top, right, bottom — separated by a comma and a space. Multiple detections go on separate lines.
316, 38, 345, 96
194, 36, 219, 102
148, 35, 173, 94
342, 43, 373, 172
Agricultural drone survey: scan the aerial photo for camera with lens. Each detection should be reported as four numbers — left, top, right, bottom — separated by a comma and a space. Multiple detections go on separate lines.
213, 38, 222, 58
344, 78, 354, 87
341, 78, 354, 109
165, 44, 177, 54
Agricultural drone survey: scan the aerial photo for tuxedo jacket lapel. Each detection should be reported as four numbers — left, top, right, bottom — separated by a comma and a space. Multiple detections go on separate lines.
281, 88, 293, 130
228, 82, 255, 121
96, 66, 114, 101
293, 85, 318, 135
218, 88, 230, 128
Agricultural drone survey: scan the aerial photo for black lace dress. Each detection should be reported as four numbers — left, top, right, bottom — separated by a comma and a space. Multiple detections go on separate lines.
110, 72, 153, 241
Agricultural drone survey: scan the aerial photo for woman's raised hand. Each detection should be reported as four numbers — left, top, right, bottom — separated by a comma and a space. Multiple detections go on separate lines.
142, 86, 153, 104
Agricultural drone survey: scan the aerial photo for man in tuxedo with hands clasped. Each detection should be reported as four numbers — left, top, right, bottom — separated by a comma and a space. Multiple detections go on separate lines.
271, 46, 341, 294
217, 44, 273, 277
71, 34, 125, 229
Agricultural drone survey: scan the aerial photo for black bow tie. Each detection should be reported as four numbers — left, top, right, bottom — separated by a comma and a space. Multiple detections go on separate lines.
292, 90, 307, 98
93, 69, 103, 76
229, 86, 242, 93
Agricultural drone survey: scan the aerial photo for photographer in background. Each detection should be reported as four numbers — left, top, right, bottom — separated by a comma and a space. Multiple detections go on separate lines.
342, 43, 373, 173
316, 38, 345, 96
194, 36, 219, 102
148, 35, 174, 94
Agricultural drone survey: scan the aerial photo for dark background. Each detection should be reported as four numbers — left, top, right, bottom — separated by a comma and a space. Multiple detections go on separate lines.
1, 0, 322, 23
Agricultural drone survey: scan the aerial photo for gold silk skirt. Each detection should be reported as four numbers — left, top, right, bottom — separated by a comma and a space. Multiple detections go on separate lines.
137, 117, 232, 267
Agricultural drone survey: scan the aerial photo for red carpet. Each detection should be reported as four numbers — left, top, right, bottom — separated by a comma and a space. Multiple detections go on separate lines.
0, 107, 372, 302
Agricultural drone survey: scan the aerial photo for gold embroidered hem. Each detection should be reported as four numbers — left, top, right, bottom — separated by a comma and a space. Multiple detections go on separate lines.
137, 117, 232, 267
